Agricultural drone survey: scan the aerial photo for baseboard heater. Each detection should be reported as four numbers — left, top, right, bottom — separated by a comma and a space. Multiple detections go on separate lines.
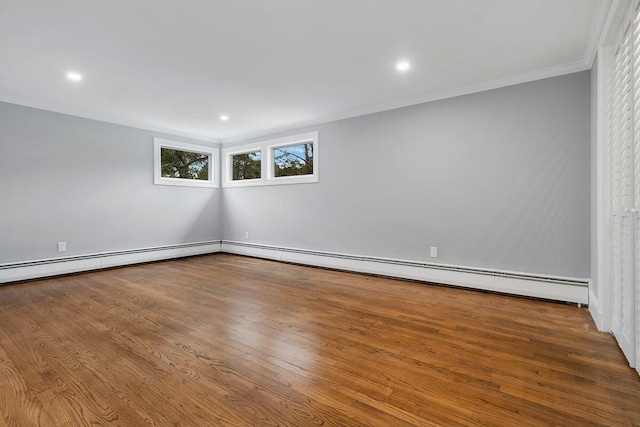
0, 240, 221, 284
220, 241, 589, 304
0, 239, 589, 304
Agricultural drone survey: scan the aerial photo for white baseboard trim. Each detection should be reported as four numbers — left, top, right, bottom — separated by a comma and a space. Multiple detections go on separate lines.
588, 290, 605, 330
0, 241, 221, 284
221, 241, 589, 304
0, 240, 590, 305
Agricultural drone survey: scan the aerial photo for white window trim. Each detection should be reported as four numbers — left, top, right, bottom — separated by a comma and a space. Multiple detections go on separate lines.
222, 131, 318, 188
224, 146, 264, 187
154, 138, 219, 188
266, 133, 318, 184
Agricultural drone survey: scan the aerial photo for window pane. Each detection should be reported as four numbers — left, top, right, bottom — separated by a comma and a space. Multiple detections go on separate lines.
273, 143, 313, 177
161, 148, 210, 180
232, 151, 262, 180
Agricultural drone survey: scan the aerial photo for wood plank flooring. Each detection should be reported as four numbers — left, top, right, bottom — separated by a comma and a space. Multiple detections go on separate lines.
0, 254, 638, 426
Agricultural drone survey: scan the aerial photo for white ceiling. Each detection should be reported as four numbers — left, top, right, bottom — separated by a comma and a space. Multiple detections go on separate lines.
0, 0, 608, 143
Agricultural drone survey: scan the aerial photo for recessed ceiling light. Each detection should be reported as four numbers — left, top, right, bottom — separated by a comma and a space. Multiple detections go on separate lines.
220, 115, 229, 121
396, 61, 411, 72
66, 72, 83, 81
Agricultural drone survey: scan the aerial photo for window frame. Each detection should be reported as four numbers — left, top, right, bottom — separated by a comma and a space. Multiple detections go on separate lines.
153, 138, 219, 188
222, 131, 318, 188
226, 146, 264, 186
267, 136, 317, 183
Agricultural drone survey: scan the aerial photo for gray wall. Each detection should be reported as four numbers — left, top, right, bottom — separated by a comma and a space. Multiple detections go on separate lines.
222, 71, 591, 278
1, 72, 590, 278
0, 102, 221, 264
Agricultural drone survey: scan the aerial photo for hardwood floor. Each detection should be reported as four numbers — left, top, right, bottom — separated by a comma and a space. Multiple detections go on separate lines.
0, 254, 638, 426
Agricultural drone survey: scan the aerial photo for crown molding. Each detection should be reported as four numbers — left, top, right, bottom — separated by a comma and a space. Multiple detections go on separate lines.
585, 0, 615, 66
3, 2, 612, 147
0, 96, 221, 144
221, 60, 591, 144
221, 2, 613, 145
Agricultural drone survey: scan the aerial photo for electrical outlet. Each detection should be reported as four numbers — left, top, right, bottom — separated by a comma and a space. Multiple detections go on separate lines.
430, 246, 438, 258
245, 231, 250, 240
57, 242, 67, 252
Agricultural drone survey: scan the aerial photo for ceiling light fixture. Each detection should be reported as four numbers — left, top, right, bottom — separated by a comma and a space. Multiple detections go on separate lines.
396, 61, 411, 72
66, 72, 83, 81
220, 115, 229, 121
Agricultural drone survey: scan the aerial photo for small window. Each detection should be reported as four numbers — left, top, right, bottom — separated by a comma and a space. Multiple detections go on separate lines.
222, 131, 318, 187
273, 142, 313, 177
161, 147, 210, 180
154, 138, 218, 188
232, 150, 262, 180
266, 132, 318, 184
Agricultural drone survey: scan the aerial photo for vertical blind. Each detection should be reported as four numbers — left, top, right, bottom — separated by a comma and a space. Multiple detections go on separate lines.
609, 0, 640, 369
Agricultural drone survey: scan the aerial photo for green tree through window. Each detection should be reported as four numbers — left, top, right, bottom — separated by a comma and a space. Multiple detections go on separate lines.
161, 148, 209, 180
274, 143, 313, 177
232, 151, 261, 180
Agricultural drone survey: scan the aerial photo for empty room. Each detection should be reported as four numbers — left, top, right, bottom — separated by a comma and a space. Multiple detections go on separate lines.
1, 0, 639, 425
